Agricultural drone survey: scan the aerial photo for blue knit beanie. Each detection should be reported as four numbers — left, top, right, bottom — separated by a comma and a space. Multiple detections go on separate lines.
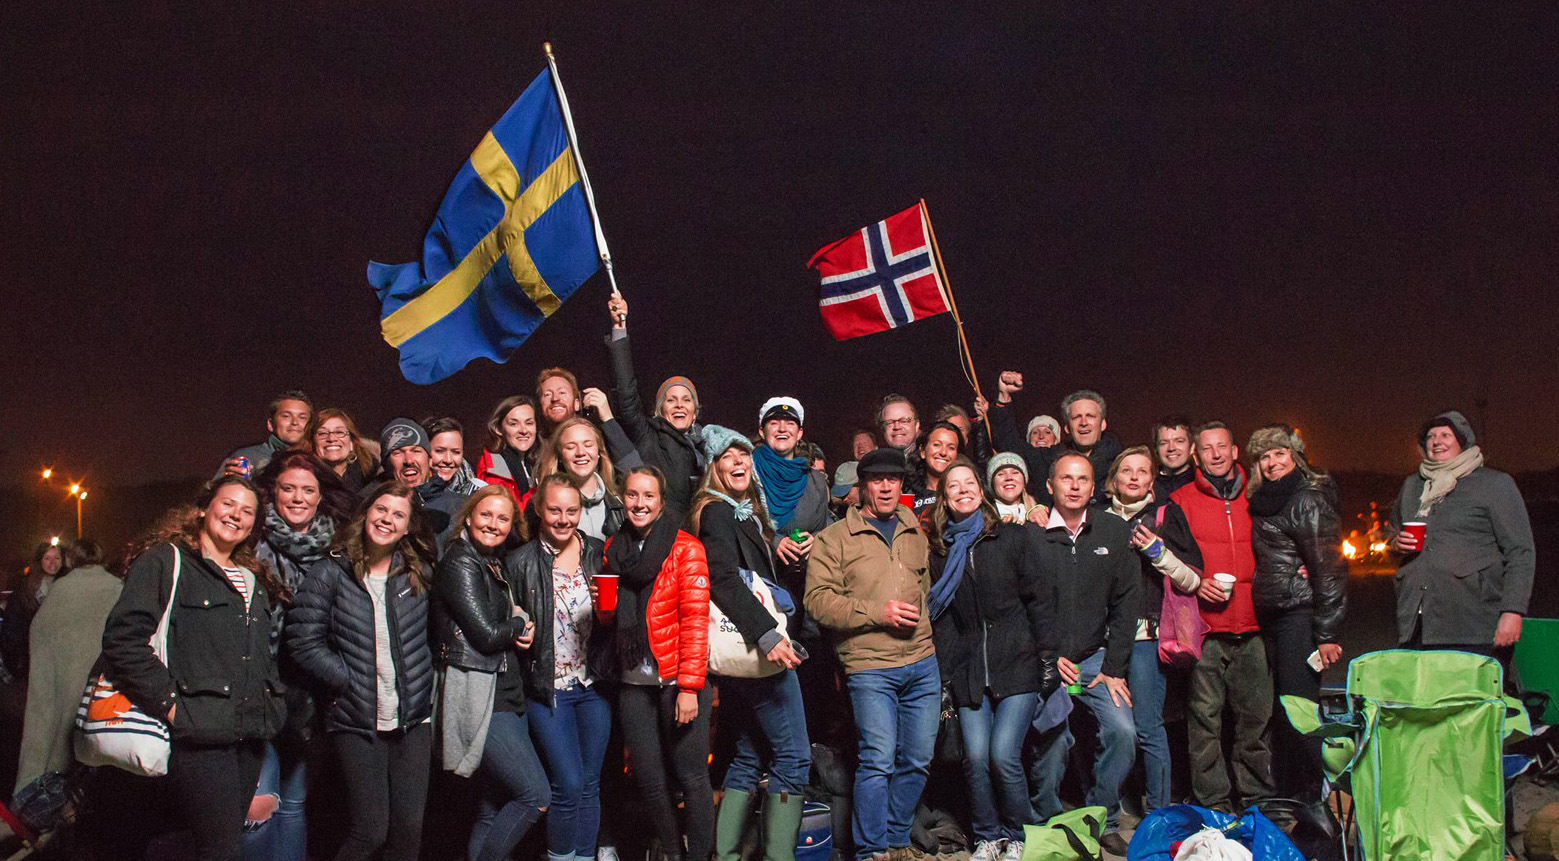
699, 424, 754, 463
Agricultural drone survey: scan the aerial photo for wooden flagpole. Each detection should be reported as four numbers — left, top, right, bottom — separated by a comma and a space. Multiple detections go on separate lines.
543, 42, 624, 310
918, 198, 992, 440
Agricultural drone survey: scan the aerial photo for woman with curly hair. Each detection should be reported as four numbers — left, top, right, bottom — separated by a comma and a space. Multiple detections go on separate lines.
102, 475, 288, 861
285, 483, 437, 861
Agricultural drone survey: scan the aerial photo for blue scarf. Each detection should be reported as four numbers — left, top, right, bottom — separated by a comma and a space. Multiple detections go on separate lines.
752, 445, 810, 530
929, 509, 985, 621
706, 490, 759, 525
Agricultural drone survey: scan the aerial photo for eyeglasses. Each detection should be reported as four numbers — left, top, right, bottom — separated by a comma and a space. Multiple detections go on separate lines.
315, 429, 351, 439
882, 417, 915, 427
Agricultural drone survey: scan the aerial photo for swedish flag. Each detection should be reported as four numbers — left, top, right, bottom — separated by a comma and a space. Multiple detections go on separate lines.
369, 70, 599, 384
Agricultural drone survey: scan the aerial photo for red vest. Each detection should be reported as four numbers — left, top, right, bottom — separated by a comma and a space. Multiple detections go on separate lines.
1171, 467, 1259, 634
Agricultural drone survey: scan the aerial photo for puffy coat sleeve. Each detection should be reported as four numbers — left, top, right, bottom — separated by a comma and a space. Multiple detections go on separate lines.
1291, 488, 1349, 644
673, 534, 710, 692
101, 544, 179, 720
284, 559, 352, 695
699, 503, 780, 647
436, 546, 524, 656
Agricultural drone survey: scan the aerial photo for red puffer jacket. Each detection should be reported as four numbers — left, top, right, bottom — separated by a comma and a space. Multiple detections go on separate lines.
1171, 466, 1259, 635
601, 530, 710, 691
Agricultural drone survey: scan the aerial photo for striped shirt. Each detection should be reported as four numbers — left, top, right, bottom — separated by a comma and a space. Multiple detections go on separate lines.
221, 565, 252, 612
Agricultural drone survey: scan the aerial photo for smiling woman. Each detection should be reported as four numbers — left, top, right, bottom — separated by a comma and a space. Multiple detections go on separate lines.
285, 483, 437, 861
102, 475, 287, 860
535, 417, 623, 542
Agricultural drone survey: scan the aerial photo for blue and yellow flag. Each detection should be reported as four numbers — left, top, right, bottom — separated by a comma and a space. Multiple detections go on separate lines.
369, 70, 599, 384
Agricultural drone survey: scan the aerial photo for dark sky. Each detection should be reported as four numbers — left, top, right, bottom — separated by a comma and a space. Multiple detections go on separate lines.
6, 3, 1559, 491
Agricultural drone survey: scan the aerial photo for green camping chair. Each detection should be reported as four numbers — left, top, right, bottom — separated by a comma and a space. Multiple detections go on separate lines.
1513, 618, 1559, 726
1282, 649, 1530, 861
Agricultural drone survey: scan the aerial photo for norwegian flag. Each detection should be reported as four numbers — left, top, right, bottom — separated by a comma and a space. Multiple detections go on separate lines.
807, 203, 952, 340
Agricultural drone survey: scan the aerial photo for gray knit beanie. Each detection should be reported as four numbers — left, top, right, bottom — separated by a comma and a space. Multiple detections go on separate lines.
1420, 410, 1476, 450
986, 452, 1029, 486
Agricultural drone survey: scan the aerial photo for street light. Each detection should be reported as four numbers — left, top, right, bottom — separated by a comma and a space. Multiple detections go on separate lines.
69, 486, 87, 539
41, 467, 53, 480
49, 536, 60, 547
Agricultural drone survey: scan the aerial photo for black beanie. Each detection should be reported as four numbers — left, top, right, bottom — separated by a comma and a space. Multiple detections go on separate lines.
1419, 410, 1475, 450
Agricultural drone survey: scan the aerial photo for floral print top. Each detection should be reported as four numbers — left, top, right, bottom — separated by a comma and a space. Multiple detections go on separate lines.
552, 561, 595, 689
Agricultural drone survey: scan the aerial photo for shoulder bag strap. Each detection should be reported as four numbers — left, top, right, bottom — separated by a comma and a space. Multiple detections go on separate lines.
151, 544, 183, 664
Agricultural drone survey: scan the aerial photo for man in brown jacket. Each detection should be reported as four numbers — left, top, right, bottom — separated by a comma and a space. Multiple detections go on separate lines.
805, 448, 937, 861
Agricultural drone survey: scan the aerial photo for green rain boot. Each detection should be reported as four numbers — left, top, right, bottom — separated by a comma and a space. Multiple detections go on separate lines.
762, 791, 805, 861
715, 788, 754, 861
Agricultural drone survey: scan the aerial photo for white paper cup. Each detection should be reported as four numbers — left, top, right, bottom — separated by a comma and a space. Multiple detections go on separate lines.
1213, 572, 1236, 599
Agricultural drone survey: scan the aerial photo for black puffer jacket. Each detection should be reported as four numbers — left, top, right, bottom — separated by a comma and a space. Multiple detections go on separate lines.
102, 544, 284, 745
1249, 473, 1349, 644
605, 332, 705, 519
434, 536, 527, 673
508, 534, 616, 705
284, 552, 435, 737
929, 522, 1060, 709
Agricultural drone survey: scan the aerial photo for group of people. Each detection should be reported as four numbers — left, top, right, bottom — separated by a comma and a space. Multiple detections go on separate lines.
6, 295, 1539, 861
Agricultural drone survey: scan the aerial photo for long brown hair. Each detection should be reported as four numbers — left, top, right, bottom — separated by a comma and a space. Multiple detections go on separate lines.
305, 407, 377, 479
536, 417, 618, 495
689, 445, 776, 546
255, 450, 355, 527
121, 475, 283, 599
928, 458, 1000, 554
340, 483, 435, 595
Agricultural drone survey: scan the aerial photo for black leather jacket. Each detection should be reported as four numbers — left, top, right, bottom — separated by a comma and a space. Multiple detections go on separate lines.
1250, 475, 1349, 644
434, 536, 528, 673
507, 534, 615, 706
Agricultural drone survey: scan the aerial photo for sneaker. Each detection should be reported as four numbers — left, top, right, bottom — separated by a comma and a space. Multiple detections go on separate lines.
597, 846, 619, 861
999, 840, 1024, 861
1098, 831, 1130, 857
971, 840, 1004, 861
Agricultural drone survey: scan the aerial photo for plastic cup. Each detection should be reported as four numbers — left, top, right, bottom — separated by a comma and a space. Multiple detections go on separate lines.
594, 574, 619, 614
1213, 573, 1236, 600
1401, 521, 1427, 548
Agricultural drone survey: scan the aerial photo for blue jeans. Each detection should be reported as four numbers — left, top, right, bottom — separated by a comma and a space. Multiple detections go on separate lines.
243, 739, 307, 860
528, 685, 613, 861
1028, 649, 1137, 828
958, 691, 1038, 842
1128, 639, 1171, 812
470, 710, 551, 861
717, 670, 812, 796
845, 655, 940, 859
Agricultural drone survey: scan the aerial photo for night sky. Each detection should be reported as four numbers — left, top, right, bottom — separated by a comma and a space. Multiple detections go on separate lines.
6, 4, 1559, 491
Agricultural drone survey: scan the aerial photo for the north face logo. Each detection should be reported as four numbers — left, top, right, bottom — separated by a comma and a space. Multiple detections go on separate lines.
1093, 547, 1110, 555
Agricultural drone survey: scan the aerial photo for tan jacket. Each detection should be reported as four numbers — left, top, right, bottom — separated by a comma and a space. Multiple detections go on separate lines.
804, 505, 934, 673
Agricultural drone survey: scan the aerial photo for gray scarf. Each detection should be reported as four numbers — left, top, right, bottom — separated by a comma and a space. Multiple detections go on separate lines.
1417, 445, 1483, 516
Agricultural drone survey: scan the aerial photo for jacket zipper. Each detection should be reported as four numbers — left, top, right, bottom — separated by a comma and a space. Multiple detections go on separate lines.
971, 547, 991, 691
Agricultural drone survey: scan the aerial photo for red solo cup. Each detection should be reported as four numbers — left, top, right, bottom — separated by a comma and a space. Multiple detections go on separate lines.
899, 493, 916, 510
594, 574, 619, 614
1401, 522, 1427, 548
